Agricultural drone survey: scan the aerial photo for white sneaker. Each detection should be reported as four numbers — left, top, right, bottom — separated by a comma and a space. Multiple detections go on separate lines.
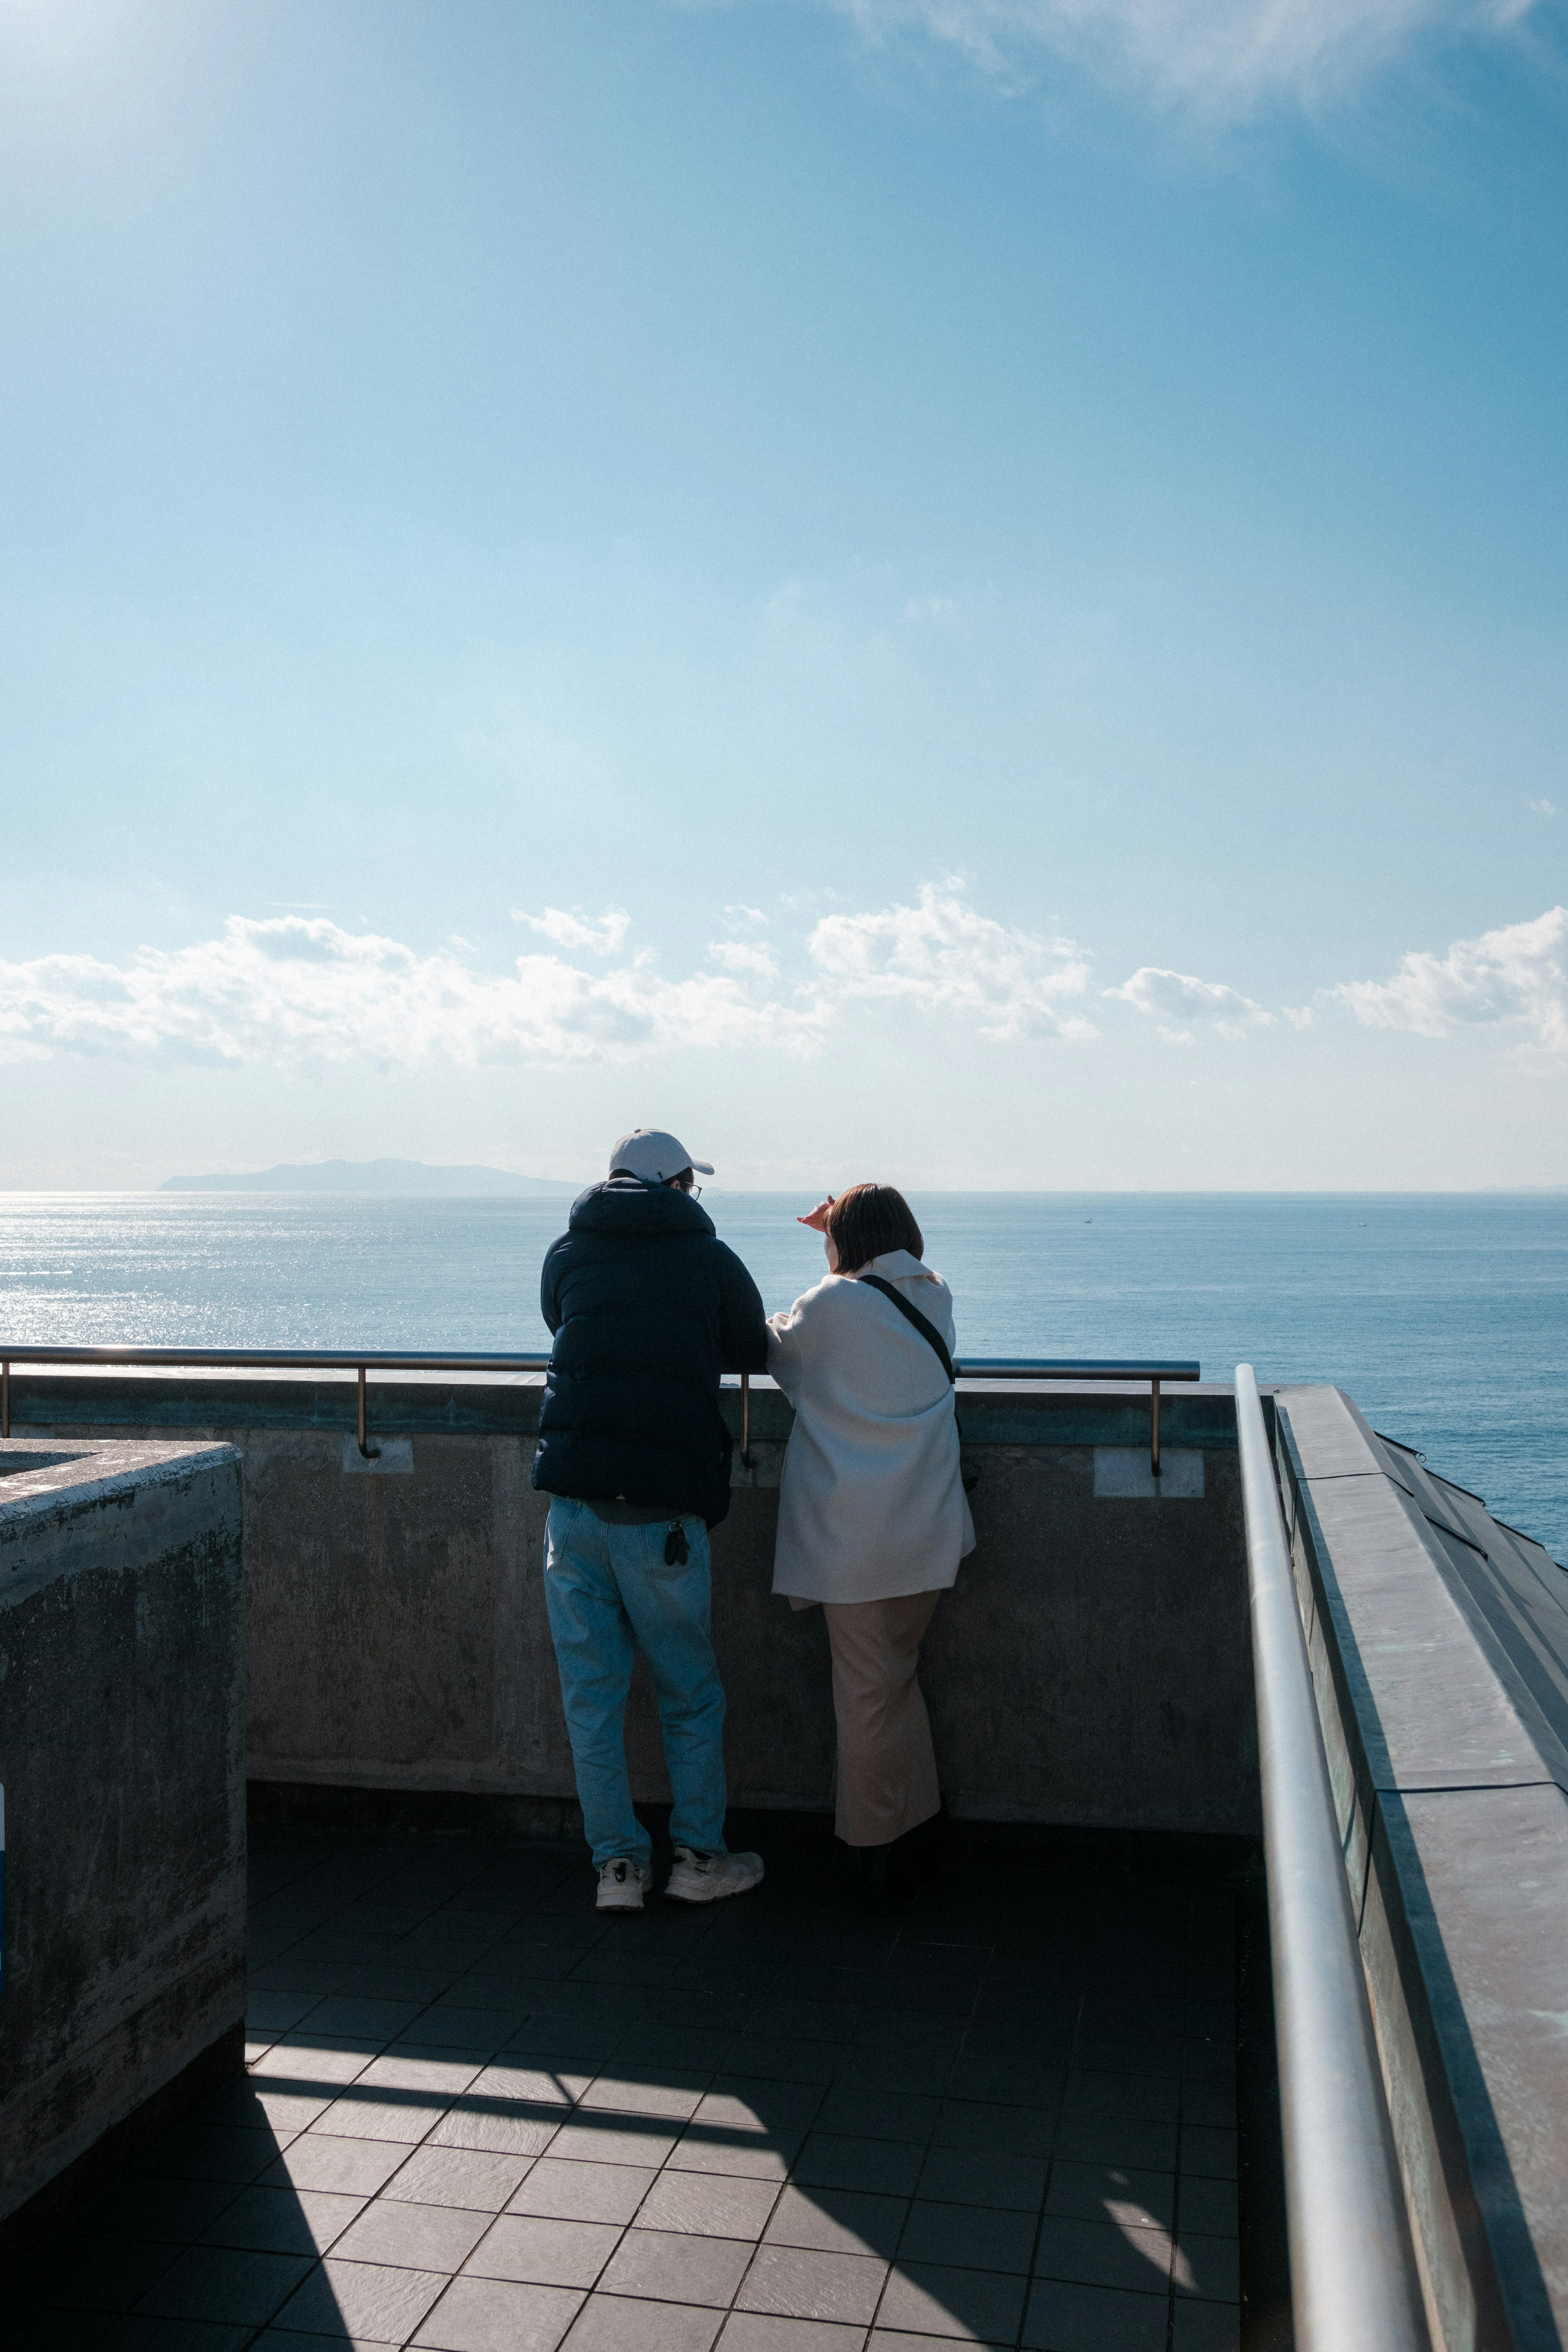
596, 1858, 653, 1913
665, 1846, 764, 1904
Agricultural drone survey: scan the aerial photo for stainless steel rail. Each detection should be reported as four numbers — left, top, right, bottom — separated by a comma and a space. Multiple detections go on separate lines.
0, 1349, 554, 1463
958, 1359, 1200, 1477
1234, 1363, 1428, 2352
0, 1347, 1200, 1471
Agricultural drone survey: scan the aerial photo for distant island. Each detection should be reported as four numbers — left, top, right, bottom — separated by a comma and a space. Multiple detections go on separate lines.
160, 1158, 577, 1196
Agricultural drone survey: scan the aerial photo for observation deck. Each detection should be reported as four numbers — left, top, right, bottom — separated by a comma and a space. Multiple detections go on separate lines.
2, 1360, 1566, 2352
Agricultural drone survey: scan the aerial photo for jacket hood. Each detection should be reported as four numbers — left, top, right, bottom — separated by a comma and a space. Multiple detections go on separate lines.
568, 1174, 717, 1240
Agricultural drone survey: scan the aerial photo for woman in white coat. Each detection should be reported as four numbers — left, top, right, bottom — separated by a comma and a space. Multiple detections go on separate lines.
767, 1183, 975, 1890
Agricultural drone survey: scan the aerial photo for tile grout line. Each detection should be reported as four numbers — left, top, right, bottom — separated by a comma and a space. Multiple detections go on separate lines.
1163, 1888, 1193, 2352
1017, 1957, 1085, 2352
380, 1890, 794, 2352
843, 1942, 972, 2352
235, 1842, 594, 2351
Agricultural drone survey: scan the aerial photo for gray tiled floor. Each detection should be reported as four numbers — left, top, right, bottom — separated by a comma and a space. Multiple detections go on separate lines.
14, 1826, 1241, 2351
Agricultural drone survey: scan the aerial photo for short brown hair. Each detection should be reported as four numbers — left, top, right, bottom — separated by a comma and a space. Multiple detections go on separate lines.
825, 1184, 924, 1275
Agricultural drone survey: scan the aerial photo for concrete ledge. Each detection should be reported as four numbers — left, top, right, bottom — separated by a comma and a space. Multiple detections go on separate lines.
7, 1369, 1241, 1453
1275, 1386, 1568, 2352
0, 1439, 247, 2246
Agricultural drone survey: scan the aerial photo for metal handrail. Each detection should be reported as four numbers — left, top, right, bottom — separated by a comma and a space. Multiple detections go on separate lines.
0, 1346, 1200, 1472
0, 1349, 554, 1463
957, 1359, 1199, 1477
0, 1348, 552, 1371
1234, 1363, 1428, 2352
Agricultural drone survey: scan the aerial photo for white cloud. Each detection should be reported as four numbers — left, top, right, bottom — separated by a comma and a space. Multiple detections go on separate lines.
817, 0, 1537, 116
514, 905, 631, 954
1105, 965, 1273, 1042
0, 888, 1100, 1069
1330, 906, 1568, 1053
1528, 797, 1557, 817
0, 915, 829, 1069
14, 895, 1566, 1080
708, 939, 782, 978
808, 882, 1095, 1038
723, 904, 771, 929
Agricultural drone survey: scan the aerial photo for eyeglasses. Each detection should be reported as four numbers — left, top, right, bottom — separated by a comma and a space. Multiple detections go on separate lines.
688, 1183, 703, 1200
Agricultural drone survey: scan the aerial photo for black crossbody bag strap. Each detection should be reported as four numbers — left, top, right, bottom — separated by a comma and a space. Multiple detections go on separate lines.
861, 1275, 979, 1493
860, 1275, 956, 1381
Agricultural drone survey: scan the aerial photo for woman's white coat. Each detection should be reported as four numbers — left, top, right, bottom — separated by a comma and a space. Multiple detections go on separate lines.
766, 1249, 977, 1604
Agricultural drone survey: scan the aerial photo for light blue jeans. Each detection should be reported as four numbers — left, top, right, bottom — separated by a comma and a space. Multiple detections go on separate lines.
543, 1497, 730, 1869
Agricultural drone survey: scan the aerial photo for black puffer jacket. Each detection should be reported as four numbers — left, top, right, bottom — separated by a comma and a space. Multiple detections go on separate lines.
531, 1177, 770, 1528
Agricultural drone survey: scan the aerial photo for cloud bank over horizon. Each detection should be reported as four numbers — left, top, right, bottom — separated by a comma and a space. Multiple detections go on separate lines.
0, 887, 1088, 1071
3, 893, 1565, 1074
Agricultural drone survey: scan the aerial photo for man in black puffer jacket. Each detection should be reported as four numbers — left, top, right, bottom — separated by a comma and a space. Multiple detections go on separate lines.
532, 1128, 770, 1914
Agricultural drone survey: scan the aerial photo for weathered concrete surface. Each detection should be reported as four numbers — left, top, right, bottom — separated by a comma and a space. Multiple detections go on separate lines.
20, 1380, 1256, 1837
0, 1439, 246, 2254
1276, 1385, 1568, 2352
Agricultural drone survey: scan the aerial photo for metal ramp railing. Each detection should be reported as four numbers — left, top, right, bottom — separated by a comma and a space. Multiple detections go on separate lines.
1234, 1362, 1429, 2352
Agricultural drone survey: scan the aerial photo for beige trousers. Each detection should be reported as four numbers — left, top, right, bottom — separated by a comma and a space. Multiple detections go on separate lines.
823, 1589, 943, 1849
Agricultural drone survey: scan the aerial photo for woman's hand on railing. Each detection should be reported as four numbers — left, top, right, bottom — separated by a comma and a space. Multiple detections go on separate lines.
796, 1196, 835, 1233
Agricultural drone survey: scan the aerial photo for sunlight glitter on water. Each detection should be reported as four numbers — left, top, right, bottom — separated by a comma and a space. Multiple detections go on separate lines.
1, 1190, 1564, 1559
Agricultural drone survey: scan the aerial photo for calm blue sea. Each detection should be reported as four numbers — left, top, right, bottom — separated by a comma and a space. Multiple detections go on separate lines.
2, 1191, 1564, 1561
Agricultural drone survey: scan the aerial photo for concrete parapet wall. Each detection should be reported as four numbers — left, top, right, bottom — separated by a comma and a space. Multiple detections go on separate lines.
0, 1439, 247, 2255
16, 1377, 1257, 1838
1274, 1385, 1568, 2352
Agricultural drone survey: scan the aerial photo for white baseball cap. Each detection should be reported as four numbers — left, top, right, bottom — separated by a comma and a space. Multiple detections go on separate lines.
608, 1129, 715, 1184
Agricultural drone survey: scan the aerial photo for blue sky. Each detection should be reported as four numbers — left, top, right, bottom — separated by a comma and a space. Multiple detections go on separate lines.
2, 0, 1566, 1187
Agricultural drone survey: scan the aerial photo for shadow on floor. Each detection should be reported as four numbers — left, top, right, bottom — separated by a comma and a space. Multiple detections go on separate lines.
11, 1823, 1243, 2352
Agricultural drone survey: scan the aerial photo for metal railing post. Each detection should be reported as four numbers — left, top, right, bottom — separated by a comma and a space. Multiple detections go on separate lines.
740, 1371, 753, 1470
2, 1358, 8, 1440
356, 1365, 379, 1461
1234, 1363, 1428, 2352
1150, 1377, 1160, 1477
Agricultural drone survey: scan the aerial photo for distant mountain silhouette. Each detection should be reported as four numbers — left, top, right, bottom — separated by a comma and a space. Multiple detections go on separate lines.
160, 1158, 577, 1195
